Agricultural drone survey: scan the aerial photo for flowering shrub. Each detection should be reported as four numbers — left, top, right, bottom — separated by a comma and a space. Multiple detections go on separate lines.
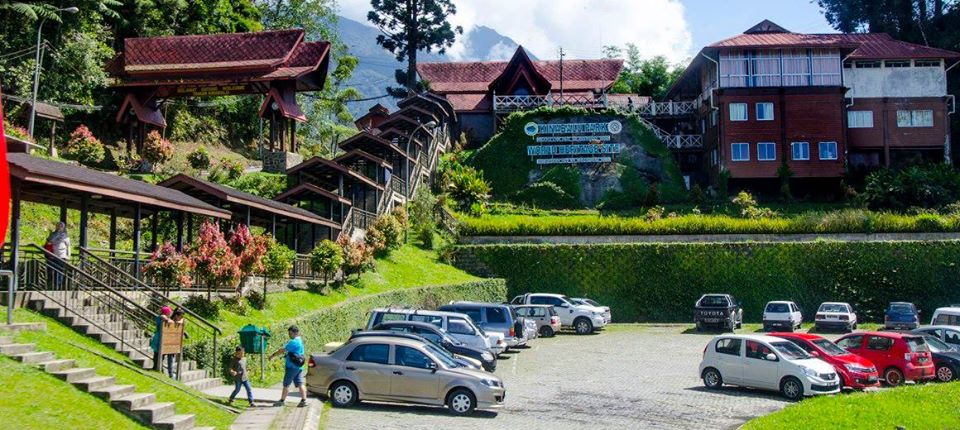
143, 242, 192, 293
310, 239, 344, 285
141, 130, 174, 165
337, 235, 373, 281
189, 221, 242, 297
187, 145, 211, 171
365, 214, 403, 256
227, 224, 268, 277
3, 121, 33, 142
208, 159, 245, 183
63, 125, 105, 165
390, 206, 409, 228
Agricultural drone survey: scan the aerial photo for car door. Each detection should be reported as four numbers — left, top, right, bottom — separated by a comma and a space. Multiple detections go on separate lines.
447, 317, 483, 350
862, 335, 894, 369
944, 329, 960, 349
712, 338, 744, 384
389, 345, 440, 401
344, 343, 392, 396
791, 303, 803, 325
743, 340, 780, 389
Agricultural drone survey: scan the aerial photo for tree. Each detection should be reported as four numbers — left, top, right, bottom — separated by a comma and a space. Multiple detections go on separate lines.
603, 44, 685, 99
143, 242, 192, 296
259, 235, 295, 307
367, 0, 463, 97
189, 221, 242, 299
310, 239, 344, 285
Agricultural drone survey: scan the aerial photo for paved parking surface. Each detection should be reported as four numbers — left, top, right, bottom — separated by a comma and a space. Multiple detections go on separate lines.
324, 325, 794, 430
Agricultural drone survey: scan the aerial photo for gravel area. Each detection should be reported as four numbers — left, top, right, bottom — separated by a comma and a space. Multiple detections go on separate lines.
324, 325, 792, 430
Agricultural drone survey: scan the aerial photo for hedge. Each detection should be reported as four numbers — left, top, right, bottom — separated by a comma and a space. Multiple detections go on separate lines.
184, 279, 507, 384
449, 242, 960, 324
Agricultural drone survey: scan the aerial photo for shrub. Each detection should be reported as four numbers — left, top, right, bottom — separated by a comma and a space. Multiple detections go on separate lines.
228, 225, 268, 277
539, 166, 581, 199
3, 121, 32, 142
409, 186, 438, 231
643, 206, 665, 221
208, 159, 244, 183
183, 294, 219, 319
62, 125, 105, 165
511, 182, 578, 209
143, 242, 192, 294
366, 214, 403, 255
732, 191, 777, 219
187, 146, 212, 171
228, 172, 286, 198
417, 223, 437, 249
220, 294, 248, 316
246, 289, 267, 310
310, 239, 344, 284
141, 130, 174, 166
188, 221, 242, 299
390, 206, 409, 229
860, 164, 960, 211
261, 238, 295, 282
338, 235, 373, 280
438, 154, 491, 211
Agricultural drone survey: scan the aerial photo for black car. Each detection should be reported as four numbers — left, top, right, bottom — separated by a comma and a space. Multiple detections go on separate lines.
372, 320, 498, 371
921, 335, 960, 382
694, 293, 743, 332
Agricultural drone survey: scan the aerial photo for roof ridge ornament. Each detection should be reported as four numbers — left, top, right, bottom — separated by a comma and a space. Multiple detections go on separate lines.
744, 19, 791, 35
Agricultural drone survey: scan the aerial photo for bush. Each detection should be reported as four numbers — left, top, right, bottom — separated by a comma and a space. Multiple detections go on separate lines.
141, 130, 174, 166
338, 235, 373, 280
417, 223, 437, 249
732, 191, 777, 219
228, 172, 286, 198
187, 146, 212, 171
860, 164, 960, 211
438, 155, 491, 212
143, 242, 192, 293
262, 238, 295, 282
220, 294, 248, 316
539, 166, 581, 198
208, 159, 245, 183
366, 214, 403, 255
390, 206, 409, 229
183, 294, 219, 319
246, 289, 267, 310
409, 186, 438, 231
62, 125, 105, 165
450, 242, 960, 323
511, 182, 578, 209
310, 239, 344, 284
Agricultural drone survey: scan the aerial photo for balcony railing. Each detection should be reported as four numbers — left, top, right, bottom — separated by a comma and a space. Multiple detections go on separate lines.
494, 93, 697, 117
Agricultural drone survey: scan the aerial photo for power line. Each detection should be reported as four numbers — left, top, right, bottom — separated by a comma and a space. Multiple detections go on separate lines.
0, 92, 102, 111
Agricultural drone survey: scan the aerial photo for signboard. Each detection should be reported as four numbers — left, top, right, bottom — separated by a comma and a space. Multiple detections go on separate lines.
159, 322, 184, 355
168, 84, 251, 97
525, 120, 623, 165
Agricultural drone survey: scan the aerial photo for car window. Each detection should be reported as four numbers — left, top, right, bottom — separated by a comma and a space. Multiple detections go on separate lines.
515, 307, 529, 317
783, 338, 815, 354
866, 336, 893, 351
532, 307, 546, 317
811, 338, 849, 356
924, 336, 951, 352
530, 296, 549, 305
699, 296, 729, 307
409, 315, 443, 328
946, 330, 960, 345
714, 338, 741, 356
765, 303, 789, 313
347, 344, 390, 364
745, 340, 775, 360
396, 346, 434, 369
547, 307, 558, 316
933, 314, 960, 325
414, 328, 443, 343
889, 304, 913, 313
837, 335, 863, 350
379, 313, 408, 324
922, 328, 943, 338
447, 318, 475, 335
819, 303, 849, 313
510, 296, 523, 304
904, 337, 930, 352
451, 308, 482, 322
771, 341, 809, 360
488, 307, 508, 323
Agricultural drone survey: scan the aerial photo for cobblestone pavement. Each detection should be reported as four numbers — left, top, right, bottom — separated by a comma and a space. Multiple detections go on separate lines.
324, 325, 792, 430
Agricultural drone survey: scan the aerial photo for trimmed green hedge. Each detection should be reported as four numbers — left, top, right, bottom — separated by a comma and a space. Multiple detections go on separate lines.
449, 242, 960, 324
186, 279, 507, 384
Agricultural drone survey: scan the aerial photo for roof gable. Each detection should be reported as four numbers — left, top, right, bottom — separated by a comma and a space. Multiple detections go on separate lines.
744, 20, 790, 34
489, 46, 552, 94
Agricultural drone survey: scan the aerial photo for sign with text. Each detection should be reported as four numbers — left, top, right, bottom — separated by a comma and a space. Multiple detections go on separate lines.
527, 143, 622, 156
525, 119, 623, 164
536, 157, 612, 165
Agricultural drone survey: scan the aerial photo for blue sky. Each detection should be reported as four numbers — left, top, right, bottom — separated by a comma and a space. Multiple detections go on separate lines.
684, 0, 837, 52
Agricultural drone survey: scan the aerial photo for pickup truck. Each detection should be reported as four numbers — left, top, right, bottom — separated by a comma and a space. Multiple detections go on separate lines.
510, 293, 607, 335
694, 294, 743, 332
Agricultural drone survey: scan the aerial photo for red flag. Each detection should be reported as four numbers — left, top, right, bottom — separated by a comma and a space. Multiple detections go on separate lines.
0, 86, 10, 248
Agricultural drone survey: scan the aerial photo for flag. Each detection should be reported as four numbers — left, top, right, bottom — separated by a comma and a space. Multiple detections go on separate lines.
0, 86, 10, 248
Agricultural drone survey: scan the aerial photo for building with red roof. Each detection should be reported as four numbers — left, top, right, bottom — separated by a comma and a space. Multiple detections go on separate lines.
666, 20, 960, 185
417, 46, 632, 144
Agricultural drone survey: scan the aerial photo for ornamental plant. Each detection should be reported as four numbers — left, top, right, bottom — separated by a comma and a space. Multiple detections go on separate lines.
188, 221, 242, 299
143, 242, 192, 296
366, 214, 403, 256
3, 121, 33, 142
228, 224, 268, 277
141, 130, 174, 166
310, 239, 344, 286
337, 235, 372, 281
187, 145, 212, 171
63, 124, 105, 165
258, 236, 296, 308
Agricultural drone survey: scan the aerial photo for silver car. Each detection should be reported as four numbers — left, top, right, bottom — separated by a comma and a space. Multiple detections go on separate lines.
307, 336, 506, 415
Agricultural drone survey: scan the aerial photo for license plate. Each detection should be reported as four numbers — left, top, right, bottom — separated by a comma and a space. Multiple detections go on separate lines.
827, 315, 838, 320
867, 376, 878, 382
920, 358, 929, 363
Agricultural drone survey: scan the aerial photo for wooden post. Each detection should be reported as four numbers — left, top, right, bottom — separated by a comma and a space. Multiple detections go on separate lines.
186, 213, 194, 244
150, 212, 158, 252
270, 214, 277, 237
292, 222, 300, 254
59, 199, 67, 223
49, 122, 57, 157
78, 195, 89, 250
245, 206, 251, 227
109, 209, 117, 258
10, 179, 21, 295
132, 204, 142, 280
175, 212, 185, 252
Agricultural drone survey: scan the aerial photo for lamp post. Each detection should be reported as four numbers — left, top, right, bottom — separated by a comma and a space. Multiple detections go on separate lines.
404, 120, 437, 242
28, 6, 79, 138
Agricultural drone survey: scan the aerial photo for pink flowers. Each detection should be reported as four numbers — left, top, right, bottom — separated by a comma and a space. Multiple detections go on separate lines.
189, 221, 242, 295
142, 130, 174, 165
143, 242, 192, 291
229, 224, 268, 276
63, 124, 105, 165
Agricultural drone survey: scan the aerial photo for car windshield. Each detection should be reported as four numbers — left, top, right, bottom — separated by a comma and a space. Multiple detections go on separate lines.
571, 299, 586, 305
923, 336, 952, 352
584, 299, 600, 307
770, 341, 811, 360
904, 337, 930, 352
699, 296, 729, 307
811, 338, 848, 356
560, 296, 575, 305
766, 303, 790, 313
424, 343, 460, 368
441, 332, 463, 346
889, 304, 913, 313
818, 304, 848, 313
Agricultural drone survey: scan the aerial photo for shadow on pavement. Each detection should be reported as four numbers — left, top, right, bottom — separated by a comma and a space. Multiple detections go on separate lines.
338, 401, 499, 419
685, 385, 790, 402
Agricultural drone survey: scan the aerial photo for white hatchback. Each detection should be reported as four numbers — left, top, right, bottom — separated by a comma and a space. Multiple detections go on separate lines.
699, 334, 840, 400
762, 301, 803, 332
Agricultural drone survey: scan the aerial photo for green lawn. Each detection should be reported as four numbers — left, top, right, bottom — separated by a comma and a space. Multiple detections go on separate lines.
1, 308, 239, 430
743, 382, 960, 430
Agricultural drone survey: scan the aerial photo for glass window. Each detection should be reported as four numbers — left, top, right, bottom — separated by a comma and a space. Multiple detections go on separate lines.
784, 338, 815, 354
811, 49, 842, 85
409, 315, 443, 328
396, 346, 434, 369
897, 110, 934, 127
848, 111, 874, 128
347, 343, 390, 364
855, 61, 881, 68
731, 143, 750, 161
530, 296, 549, 305
837, 335, 863, 350
447, 318, 475, 335
811, 338, 849, 356
757, 142, 776, 161
515, 307, 530, 317
487, 307, 508, 323
791, 142, 810, 161
456, 308, 482, 323
699, 295, 730, 307
714, 338, 742, 356
884, 60, 911, 68
374, 312, 408, 326
866, 336, 894, 351
818, 303, 849, 313
756, 102, 774, 121
819, 142, 838, 160
719, 51, 750, 87
745, 340, 776, 360
729, 103, 748, 121
771, 341, 810, 359
782, 49, 811, 86
766, 303, 790, 313
915, 60, 941, 68
933, 314, 960, 325
945, 330, 960, 346
904, 337, 930, 353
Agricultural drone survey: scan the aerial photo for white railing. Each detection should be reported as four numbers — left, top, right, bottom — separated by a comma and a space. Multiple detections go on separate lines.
492, 95, 549, 112
494, 94, 697, 117
637, 117, 703, 149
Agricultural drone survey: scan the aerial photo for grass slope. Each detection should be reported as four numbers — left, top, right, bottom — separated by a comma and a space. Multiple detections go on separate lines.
1, 309, 238, 429
743, 382, 960, 430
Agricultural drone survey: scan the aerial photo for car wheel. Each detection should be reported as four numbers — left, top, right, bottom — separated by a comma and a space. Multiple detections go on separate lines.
695, 321, 703, 332
539, 326, 555, 337
736, 319, 742, 329
330, 381, 358, 408
852, 322, 858, 331
837, 373, 847, 390
447, 388, 477, 415
936, 364, 956, 382
884, 367, 905, 387
727, 320, 736, 332
574, 317, 593, 335
780, 377, 804, 401
702, 368, 723, 389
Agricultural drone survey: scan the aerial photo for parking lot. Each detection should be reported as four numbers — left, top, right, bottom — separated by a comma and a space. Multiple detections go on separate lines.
324, 325, 793, 430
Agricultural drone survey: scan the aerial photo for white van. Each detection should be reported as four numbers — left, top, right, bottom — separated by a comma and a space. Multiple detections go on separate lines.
365, 308, 506, 355
930, 307, 960, 326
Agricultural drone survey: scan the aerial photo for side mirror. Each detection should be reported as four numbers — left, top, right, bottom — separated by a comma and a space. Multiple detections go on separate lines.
809, 351, 820, 357
557, 303, 568, 308
765, 353, 778, 361
427, 362, 438, 372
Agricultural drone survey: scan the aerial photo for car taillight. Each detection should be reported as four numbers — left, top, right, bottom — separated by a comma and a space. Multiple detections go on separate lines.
510, 327, 515, 337
839, 315, 849, 321
551, 316, 559, 324
309, 357, 316, 368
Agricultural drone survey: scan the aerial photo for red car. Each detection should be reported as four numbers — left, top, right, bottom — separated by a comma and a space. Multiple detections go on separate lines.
836, 332, 935, 386
770, 332, 880, 389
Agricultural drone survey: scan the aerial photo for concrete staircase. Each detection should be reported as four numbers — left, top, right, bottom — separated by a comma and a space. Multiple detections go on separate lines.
0, 335, 214, 430
27, 295, 221, 392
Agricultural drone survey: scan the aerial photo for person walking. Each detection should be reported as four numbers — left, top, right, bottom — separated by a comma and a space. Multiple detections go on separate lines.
228, 346, 256, 407
150, 306, 175, 377
44, 222, 70, 289
268, 325, 307, 407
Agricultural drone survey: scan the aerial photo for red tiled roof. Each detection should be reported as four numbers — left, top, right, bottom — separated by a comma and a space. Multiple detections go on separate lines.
709, 30, 960, 60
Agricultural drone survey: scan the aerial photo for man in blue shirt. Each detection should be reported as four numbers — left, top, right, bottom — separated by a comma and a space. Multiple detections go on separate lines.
269, 325, 307, 407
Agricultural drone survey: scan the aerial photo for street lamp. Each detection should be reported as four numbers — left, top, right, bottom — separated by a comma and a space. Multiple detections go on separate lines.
404, 120, 437, 242
28, 6, 79, 138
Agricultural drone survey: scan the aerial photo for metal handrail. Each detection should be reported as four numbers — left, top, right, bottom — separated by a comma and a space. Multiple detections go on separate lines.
82, 247, 235, 293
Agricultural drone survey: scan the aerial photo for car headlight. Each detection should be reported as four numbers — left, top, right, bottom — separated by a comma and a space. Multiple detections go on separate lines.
481, 352, 494, 361
844, 364, 873, 373
800, 366, 818, 378
480, 378, 501, 387
593, 311, 604, 316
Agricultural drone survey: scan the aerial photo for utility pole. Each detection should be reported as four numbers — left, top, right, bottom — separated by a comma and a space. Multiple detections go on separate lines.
558, 47, 566, 99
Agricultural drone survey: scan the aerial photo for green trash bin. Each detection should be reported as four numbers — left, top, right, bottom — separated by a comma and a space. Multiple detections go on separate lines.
239, 324, 265, 354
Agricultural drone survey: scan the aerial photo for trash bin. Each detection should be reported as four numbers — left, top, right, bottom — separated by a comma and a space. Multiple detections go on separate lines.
239, 324, 268, 354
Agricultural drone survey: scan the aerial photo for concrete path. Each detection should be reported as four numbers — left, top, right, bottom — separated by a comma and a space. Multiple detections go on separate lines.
203, 384, 322, 430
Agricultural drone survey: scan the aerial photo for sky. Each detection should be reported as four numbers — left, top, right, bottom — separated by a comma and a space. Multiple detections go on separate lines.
337, 0, 839, 64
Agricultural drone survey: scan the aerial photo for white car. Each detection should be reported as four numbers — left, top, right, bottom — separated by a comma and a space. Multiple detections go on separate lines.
930, 307, 960, 326
510, 293, 607, 334
763, 301, 803, 332
699, 334, 840, 400
814, 302, 857, 332
571, 297, 612, 324
366, 309, 506, 355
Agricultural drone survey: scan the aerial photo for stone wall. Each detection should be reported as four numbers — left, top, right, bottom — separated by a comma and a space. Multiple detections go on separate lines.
262, 151, 303, 174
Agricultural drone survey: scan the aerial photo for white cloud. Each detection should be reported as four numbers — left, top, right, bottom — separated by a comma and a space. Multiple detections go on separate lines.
338, 0, 692, 64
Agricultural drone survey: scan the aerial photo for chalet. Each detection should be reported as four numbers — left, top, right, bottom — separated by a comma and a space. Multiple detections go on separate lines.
666, 20, 960, 184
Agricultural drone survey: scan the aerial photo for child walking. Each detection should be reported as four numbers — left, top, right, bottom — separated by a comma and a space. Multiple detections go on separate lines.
228, 346, 255, 407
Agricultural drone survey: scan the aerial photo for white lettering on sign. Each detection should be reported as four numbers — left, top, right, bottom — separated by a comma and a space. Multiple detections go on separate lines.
536, 157, 613, 165
524, 120, 623, 137
535, 135, 612, 143
527, 144, 622, 156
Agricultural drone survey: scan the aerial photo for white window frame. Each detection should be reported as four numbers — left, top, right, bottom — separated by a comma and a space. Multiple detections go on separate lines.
757, 142, 776, 161
791, 142, 810, 161
756, 102, 775, 121
847, 110, 874, 129
884, 60, 911, 68
914, 59, 942, 68
729, 103, 748, 121
731, 143, 750, 162
897, 110, 934, 128
818, 141, 839, 160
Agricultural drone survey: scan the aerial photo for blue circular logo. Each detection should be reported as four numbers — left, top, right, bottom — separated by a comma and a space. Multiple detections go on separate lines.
524, 122, 539, 136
